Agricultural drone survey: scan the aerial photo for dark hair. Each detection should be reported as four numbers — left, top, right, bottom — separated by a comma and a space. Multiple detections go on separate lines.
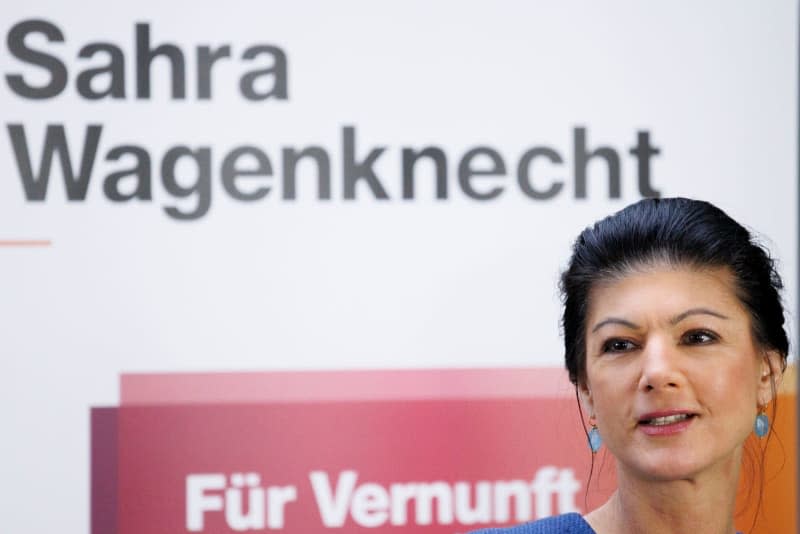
560, 197, 789, 386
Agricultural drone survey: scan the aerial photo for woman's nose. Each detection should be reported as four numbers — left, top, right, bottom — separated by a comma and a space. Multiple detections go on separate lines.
638, 338, 683, 392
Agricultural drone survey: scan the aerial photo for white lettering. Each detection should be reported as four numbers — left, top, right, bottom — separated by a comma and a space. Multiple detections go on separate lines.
494, 480, 532, 522
555, 469, 581, 513
186, 474, 226, 531
389, 482, 417, 525
185, 472, 298, 531
186, 467, 580, 530
267, 485, 298, 528
414, 481, 453, 525
225, 473, 266, 531
454, 481, 491, 524
351, 483, 389, 527
530, 466, 559, 518
309, 470, 358, 527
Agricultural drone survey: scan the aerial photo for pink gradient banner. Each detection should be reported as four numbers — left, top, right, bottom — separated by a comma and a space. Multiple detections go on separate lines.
117, 399, 615, 534
120, 367, 575, 405
94, 368, 614, 534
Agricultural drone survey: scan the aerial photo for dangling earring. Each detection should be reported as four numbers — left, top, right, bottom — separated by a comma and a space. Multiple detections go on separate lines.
588, 416, 602, 452
754, 408, 769, 438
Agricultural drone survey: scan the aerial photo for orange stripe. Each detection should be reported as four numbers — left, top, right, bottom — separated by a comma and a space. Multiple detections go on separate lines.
736, 371, 796, 534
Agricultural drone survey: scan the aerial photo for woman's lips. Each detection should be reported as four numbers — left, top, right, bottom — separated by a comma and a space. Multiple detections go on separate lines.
637, 413, 696, 436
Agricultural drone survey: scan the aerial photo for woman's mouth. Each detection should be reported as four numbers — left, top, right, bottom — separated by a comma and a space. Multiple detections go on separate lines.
641, 413, 694, 426
637, 412, 696, 436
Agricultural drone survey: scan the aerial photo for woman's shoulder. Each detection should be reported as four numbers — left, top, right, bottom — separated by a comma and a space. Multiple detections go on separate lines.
468, 513, 596, 534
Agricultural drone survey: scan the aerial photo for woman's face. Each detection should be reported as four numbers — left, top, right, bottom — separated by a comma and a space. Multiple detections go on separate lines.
581, 265, 778, 483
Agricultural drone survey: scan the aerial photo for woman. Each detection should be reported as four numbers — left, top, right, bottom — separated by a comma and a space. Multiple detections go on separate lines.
473, 197, 789, 534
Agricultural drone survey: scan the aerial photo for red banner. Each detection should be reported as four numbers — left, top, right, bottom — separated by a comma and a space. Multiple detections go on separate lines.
92, 369, 616, 533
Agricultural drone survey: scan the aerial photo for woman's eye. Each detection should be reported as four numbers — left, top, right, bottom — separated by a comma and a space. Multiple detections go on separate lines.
602, 339, 636, 353
683, 330, 717, 345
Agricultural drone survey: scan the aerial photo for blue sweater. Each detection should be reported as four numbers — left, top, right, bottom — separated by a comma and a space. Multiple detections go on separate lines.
469, 513, 596, 533
469, 514, 744, 534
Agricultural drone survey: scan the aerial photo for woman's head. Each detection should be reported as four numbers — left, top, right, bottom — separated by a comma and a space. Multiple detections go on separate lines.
578, 265, 781, 481
560, 197, 789, 388
561, 197, 790, 491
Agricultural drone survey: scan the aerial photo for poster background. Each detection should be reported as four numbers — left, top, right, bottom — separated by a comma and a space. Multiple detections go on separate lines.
0, 2, 796, 533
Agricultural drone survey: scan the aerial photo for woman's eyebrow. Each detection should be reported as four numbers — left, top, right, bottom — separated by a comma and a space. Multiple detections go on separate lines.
591, 317, 639, 333
591, 308, 730, 333
670, 307, 730, 324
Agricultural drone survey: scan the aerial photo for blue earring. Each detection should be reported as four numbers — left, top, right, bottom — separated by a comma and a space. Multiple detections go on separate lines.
754, 411, 769, 438
588, 418, 602, 452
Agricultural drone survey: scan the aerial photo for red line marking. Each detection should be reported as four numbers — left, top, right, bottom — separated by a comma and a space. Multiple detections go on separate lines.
0, 240, 52, 247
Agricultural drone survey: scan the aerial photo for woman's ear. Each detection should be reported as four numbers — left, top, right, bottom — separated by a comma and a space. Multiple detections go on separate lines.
578, 380, 595, 417
757, 350, 784, 406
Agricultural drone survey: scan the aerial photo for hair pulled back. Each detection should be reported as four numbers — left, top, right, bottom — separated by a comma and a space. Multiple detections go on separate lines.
560, 197, 789, 386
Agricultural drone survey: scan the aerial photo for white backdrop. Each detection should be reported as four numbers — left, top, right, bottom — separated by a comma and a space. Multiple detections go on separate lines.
0, 2, 796, 533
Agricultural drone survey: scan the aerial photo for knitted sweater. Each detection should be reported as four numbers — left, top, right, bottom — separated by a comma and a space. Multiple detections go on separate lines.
469, 513, 596, 533
469, 513, 744, 534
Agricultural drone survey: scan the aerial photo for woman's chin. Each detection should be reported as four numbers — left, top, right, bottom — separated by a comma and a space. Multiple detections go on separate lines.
620, 452, 707, 483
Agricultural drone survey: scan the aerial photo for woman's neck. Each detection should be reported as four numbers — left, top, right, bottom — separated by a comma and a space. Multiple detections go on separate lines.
584, 462, 741, 534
